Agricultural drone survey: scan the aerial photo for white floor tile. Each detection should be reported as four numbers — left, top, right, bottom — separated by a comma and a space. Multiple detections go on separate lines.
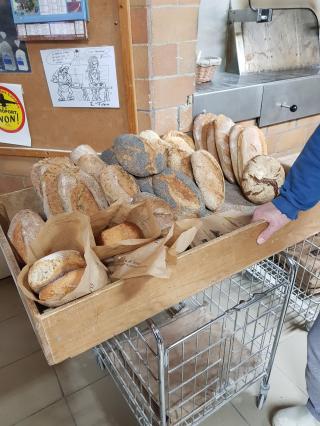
0, 351, 62, 425
202, 403, 249, 426
0, 313, 40, 368
54, 350, 106, 396
15, 399, 75, 426
0, 277, 24, 322
67, 375, 137, 426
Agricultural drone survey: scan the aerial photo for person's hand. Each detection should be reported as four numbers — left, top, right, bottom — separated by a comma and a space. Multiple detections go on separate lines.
251, 202, 291, 245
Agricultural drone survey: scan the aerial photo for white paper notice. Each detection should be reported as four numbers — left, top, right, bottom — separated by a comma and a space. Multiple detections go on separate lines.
0, 83, 31, 146
40, 46, 120, 108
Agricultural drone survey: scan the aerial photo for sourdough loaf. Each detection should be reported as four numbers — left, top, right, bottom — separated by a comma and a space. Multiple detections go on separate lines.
41, 169, 65, 217
206, 121, 219, 162
77, 154, 107, 181
7, 210, 45, 264
229, 124, 244, 185
113, 134, 166, 177
237, 126, 267, 181
100, 149, 119, 165
191, 150, 225, 211
152, 168, 206, 218
163, 136, 194, 154
99, 222, 143, 246
100, 165, 140, 204
241, 155, 285, 204
163, 131, 195, 150
135, 177, 154, 194
167, 147, 193, 178
214, 115, 235, 183
39, 268, 85, 302
193, 113, 217, 150
28, 250, 86, 293
70, 145, 97, 165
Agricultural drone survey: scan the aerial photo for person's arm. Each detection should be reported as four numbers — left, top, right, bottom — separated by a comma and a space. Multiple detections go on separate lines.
252, 125, 320, 244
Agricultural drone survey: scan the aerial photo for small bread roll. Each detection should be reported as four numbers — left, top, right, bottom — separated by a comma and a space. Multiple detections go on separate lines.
70, 145, 97, 165
78, 154, 107, 181
28, 250, 86, 292
241, 155, 285, 204
237, 126, 267, 181
215, 115, 235, 183
99, 222, 143, 245
7, 210, 44, 264
100, 165, 140, 204
191, 150, 225, 211
163, 130, 195, 150
39, 268, 85, 302
229, 124, 244, 185
193, 113, 217, 150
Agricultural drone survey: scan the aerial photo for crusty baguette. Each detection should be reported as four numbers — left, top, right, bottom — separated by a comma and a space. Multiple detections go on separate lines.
7, 210, 44, 264
100, 165, 140, 204
39, 268, 85, 302
99, 222, 143, 246
237, 126, 267, 181
28, 250, 86, 293
229, 124, 244, 185
193, 113, 217, 150
70, 145, 97, 165
214, 114, 235, 183
191, 150, 225, 211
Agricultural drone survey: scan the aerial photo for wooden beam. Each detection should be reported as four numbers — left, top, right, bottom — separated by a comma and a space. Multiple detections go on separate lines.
0, 147, 70, 158
118, 0, 139, 134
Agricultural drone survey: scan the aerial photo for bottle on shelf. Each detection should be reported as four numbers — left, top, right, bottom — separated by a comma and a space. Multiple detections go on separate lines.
0, 32, 17, 71
15, 40, 29, 72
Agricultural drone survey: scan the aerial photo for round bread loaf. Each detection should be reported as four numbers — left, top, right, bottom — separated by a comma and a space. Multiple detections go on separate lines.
39, 268, 85, 302
229, 124, 244, 185
191, 150, 225, 211
40, 169, 66, 217
78, 154, 107, 181
70, 145, 97, 165
163, 130, 195, 150
193, 113, 217, 150
152, 168, 206, 218
135, 176, 154, 194
28, 250, 86, 293
214, 114, 235, 183
163, 135, 194, 154
167, 147, 193, 178
206, 121, 219, 163
241, 155, 285, 204
99, 222, 143, 246
237, 126, 267, 181
100, 165, 140, 204
113, 134, 166, 177
140, 130, 160, 141
8, 210, 45, 264
100, 149, 119, 166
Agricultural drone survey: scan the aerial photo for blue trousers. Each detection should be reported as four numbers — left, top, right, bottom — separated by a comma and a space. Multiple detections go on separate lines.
307, 312, 320, 421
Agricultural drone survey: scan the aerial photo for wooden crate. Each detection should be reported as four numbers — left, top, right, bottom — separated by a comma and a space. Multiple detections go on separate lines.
0, 187, 319, 365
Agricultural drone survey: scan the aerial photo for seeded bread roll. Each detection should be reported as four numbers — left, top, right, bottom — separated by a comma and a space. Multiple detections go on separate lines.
100, 149, 119, 166
206, 121, 219, 163
152, 168, 206, 218
113, 134, 166, 177
163, 131, 195, 150
135, 177, 154, 194
167, 147, 193, 178
39, 268, 85, 302
28, 250, 86, 293
99, 222, 143, 245
191, 150, 225, 211
193, 113, 217, 150
100, 165, 140, 204
241, 155, 285, 204
214, 114, 235, 183
70, 145, 97, 165
7, 210, 45, 264
229, 124, 244, 185
78, 154, 107, 181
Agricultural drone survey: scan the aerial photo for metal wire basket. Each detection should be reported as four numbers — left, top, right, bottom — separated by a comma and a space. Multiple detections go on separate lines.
94, 255, 296, 426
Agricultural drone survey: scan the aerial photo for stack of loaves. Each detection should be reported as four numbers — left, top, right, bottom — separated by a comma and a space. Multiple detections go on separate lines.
30, 131, 226, 221
193, 113, 285, 204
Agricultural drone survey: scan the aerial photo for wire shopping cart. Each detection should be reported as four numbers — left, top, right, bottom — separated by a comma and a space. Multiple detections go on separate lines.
94, 254, 296, 426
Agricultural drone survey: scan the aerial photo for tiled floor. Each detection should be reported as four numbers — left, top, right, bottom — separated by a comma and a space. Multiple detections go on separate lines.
0, 276, 310, 426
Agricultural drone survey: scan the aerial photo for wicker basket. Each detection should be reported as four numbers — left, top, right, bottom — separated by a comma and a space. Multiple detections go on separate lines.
196, 57, 221, 84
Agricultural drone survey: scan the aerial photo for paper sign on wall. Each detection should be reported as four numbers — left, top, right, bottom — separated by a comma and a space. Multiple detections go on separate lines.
40, 46, 120, 108
0, 83, 31, 146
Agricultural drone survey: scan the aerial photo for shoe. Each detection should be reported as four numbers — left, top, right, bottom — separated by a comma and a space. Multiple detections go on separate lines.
272, 406, 320, 426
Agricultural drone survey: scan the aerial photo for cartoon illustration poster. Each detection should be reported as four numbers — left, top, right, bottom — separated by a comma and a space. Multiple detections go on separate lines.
0, 83, 31, 146
40, 46, 120, 108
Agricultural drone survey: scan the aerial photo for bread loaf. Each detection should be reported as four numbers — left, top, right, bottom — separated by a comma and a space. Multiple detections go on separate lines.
77, 170, 109, 209
99, 222, 143, 245
214, 115, 235, 183
229, 124, 244, 185
135, 177, 154, 194
163, 131, 195, 150
193, 113, 217, 150
7, 210, 44, 264
163, 136, 194, 154
78, 154, 107, 181
206, 121, 219, 162
70, 145, 97, 165
40, 169, 65, 217
28, 250, 86, 293
113, 134, 166, 177
58, 171, 101, 216
191, 150, 225, 211
100, 149, 119, 166
152, 168, 206, 218
39, 268, 85, 302
241, 155, 285, 204
167, 147, 193, 178
237, 126, 267, 181
100, 165, 140, 204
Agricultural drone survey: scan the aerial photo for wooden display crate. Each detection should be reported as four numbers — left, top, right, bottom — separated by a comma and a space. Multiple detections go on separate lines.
0, 187, 319, 365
